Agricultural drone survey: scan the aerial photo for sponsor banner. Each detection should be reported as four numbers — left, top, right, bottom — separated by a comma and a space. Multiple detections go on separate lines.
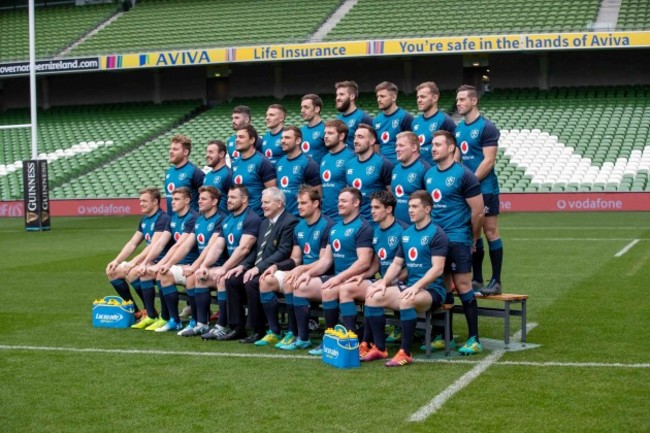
22, 160, 50, 231
0, 193, 647, 217
92, 31, 650, 72
0, 57, 100, 77
499, 193, 650, 212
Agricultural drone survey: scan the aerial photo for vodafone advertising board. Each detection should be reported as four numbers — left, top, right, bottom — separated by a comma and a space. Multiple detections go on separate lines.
0, 193, 648, 217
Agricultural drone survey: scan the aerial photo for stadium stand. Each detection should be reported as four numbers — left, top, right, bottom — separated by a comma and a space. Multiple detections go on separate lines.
70, 0, 343, 56
0, 3, 117, 62
0, 101, 201, 200
324, 0, 602, 40
617, 0, 650, 30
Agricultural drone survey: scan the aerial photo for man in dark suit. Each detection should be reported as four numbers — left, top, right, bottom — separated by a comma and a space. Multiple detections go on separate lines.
222, 187, 298, 343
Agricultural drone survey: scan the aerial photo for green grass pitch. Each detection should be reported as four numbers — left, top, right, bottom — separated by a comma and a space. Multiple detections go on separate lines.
0, 212, 649, 432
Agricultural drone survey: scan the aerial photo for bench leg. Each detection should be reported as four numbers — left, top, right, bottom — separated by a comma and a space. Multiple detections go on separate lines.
521, 299, 527, 347
444, 310, 451, 357
504, 301, 511, 349
425, 311, 432, 358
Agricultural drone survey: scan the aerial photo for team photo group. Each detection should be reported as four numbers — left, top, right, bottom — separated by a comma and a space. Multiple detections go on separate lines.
105, 80, 505, 367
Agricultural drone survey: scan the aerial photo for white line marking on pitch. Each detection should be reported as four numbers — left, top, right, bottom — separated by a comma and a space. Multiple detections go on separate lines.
409, 349, 505, 422
511, 238, 648, 241
615, 239, 640, 257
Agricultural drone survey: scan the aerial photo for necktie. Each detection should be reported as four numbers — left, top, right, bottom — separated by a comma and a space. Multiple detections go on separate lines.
255, 221, 274, 265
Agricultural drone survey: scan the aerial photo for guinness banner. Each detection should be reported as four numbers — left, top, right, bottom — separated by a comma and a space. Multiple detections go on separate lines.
22, 159, 51, 231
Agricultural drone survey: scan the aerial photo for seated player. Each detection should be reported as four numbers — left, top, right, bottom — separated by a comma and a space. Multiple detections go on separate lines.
105, 187, 170, 322
365, 191, 448, 367
258, 186, 334, 350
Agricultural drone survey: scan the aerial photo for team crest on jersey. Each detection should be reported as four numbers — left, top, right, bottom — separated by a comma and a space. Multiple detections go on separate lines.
366, 166, 375, 176
418, 134, 425, 145
313, 230, 320, 240
336, 159, 345, 168
312, 131, 320, 140
432, 189, 442, 203
344, 228, 354, 237
207, 223, 214, 232
150, 223, 155, 231
446, 176, 456, 187
413, 124, 419, 131
281, 176, 289, 188
394, 185, 404, 197
167, 182, 175, 193
430, 122, 438, 132
377, 248, 387, 260
274, 139, 281, 147
420, 235, 430, 246
237, 222, 243, 230
215, 176, 222, 184
381, 131, 390, 143
227, 233, 234, 244
302, 141, 310, 152
471, 129, 480, 139
322, 170, 331, 182
197, 233, 205, 244
174, 232, 181, 241
332, 239, 342, 252
292, 166, 301, 175
388, 236, 398, 247
179, 173, 187, 180
234, 175, 243, 184
352, 178, 362, 189
460, 141, 469, 154
408, 247, 418, 261
303, 243, 311, 255
408, 173, 417, 183
375, 123, 381, 129
248, 164, 256, 173
348, 120, 355, 127
392, 119, 399, 129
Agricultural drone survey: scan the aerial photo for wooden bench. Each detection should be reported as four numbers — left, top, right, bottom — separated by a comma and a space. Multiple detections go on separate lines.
454, 293, 528, 347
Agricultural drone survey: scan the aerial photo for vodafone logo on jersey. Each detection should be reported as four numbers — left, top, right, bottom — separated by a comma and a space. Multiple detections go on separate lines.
234, 175, 244, 184
332, 239, 342, 252
167, 182, 175, 193
381, 131, 390, 143
408, 247, 418, 261
352, 178, 363, 189
432, 188, 442, 203
322, 170, 331, 182
418, 134, 425, 145
304, 243, 311, 255
281, 176, 289, 188
227, 233, 234, 244
232, 150, 240, 159
395, 185, 405, 197
378, 248, 387, 260
460, 141, 469, 154
145, 233, 151, 242
197, 233, 206, 244
302, 141, 310, 152
265, 149, 273, 158
174, 232, 181, 241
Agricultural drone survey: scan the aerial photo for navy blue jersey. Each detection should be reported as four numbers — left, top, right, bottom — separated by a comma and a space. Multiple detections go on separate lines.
168, 210, 199, 265
374, 107, 414, 165
294, 214, 335, 266
139, 209, 170, 245
232, 152, 276, 218
320, 146, 355, 222
204, 165, 233, 214
165, 161, 205, 214
328, 215, 373, 274
391, 158, 430, 224
336, 108, 373, 150
300, 121, 326, 164
261, 129, 284, 165
220, 208, 261, 258
276, 153, 321, 217
425, 162, 481, 245
456, 115, 500, 194
396, 221, 448, 299
345, 153, 393, 223
373, 219, 408, 276
411, 110, 457, 166
193, 211, 225, 256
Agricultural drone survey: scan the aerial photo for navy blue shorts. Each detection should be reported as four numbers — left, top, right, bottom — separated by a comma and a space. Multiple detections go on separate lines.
483, 193, 500, 217
426, 290, 444, 312
444, 242, 472, 274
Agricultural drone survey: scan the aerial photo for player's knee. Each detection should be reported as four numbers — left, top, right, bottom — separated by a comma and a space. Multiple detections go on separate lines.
259, 278, 277, 293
